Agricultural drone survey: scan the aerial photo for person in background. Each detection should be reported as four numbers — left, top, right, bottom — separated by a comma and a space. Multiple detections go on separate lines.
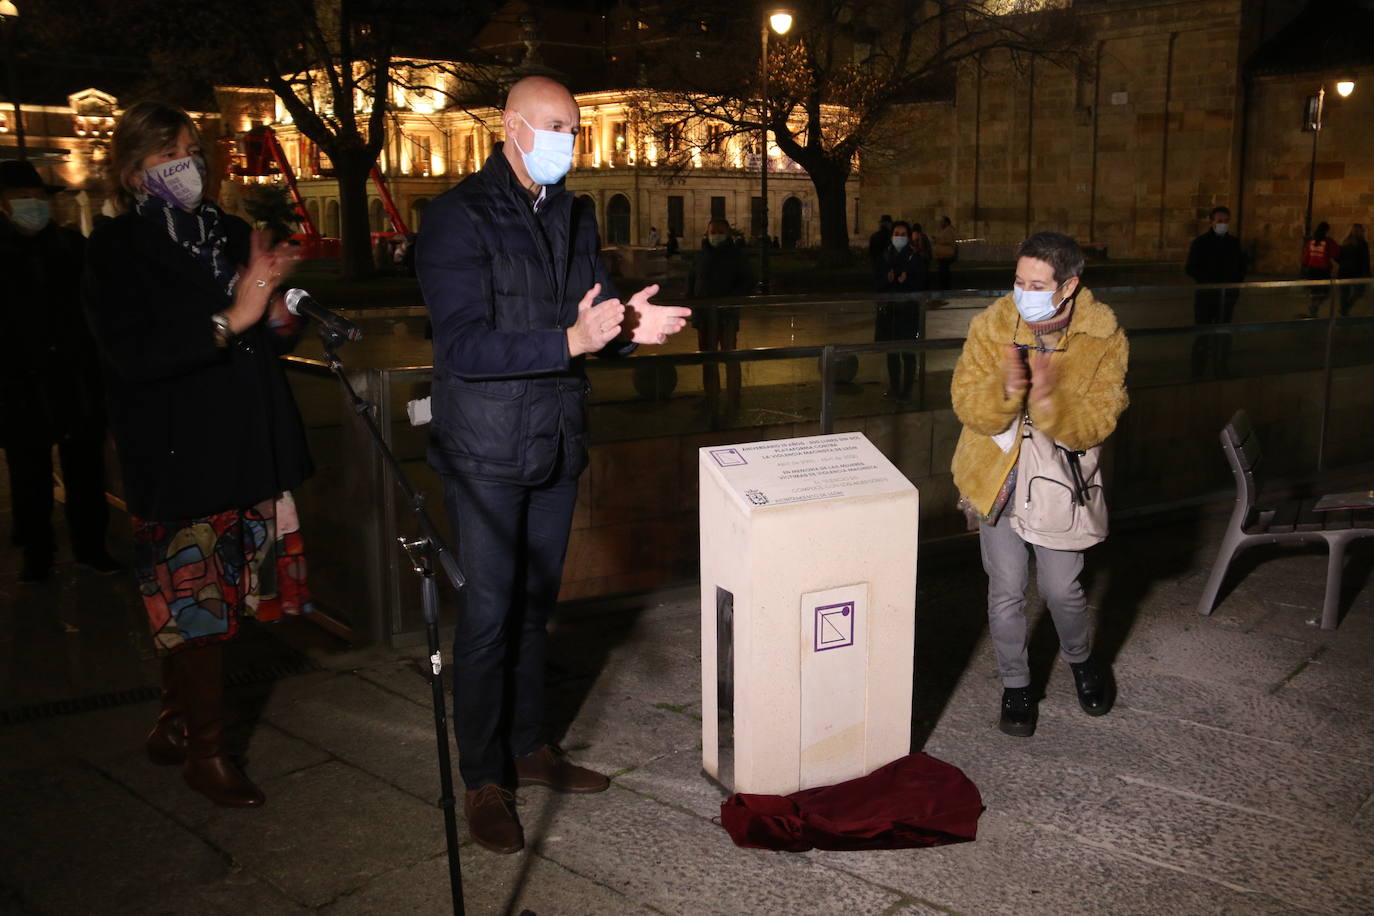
1338, 223, 1369, 316
692, 218, 754, 416
647, 225, 660, 248
874, 220, 919, 400
1184, 205, 1246, 377
1301, 221, 1341, 316
665, 229, 680, 258
932, 216, 958, 291
868, 214, 893, 283
1, 160, 120, 583
950, 231, 1128, 739
85, 101, 315, 809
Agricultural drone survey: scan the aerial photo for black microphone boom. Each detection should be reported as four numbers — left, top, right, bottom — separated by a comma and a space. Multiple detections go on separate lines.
285, 288, 363, 342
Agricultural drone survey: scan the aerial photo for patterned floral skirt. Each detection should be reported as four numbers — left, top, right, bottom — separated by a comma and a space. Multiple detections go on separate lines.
132, 492, 313, 655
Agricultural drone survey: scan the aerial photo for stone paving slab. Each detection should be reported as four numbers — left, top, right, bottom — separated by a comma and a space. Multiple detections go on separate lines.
822, 809, 1298, 916
932, 690, 1374, 828
0, 762, 230, 915
321, 847, 656, 916
263, 675, 443, 803
1030, 765, 1374, 914
532, 785, 906, 915
198, 760, 446, 909
1114, 669, 1374, 763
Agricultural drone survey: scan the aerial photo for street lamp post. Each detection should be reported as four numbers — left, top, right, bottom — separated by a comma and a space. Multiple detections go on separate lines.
758, 7, 792, 293
1303, 77, 1356, 241
0, 0, 23, 161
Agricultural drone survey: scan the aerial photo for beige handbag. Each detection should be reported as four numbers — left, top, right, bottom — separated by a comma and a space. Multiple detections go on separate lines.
1010, 417, 1108, 550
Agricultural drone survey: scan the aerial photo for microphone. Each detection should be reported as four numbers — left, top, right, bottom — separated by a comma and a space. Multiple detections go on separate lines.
284, 288, 363, 342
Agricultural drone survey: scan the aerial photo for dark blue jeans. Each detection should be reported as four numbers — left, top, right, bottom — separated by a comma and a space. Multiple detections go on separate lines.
442, 466, 580, 790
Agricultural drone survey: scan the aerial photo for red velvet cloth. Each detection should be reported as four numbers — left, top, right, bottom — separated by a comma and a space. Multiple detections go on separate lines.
719, 753, 983, 852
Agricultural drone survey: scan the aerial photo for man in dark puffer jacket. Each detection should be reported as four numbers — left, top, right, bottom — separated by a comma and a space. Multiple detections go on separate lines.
417, 76, 690, 854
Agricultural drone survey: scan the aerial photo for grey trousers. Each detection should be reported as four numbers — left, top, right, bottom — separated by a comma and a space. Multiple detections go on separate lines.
979, 513, 1093, 688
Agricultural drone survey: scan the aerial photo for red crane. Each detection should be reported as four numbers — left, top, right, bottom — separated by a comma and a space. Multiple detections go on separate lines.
230, 125, 409, 258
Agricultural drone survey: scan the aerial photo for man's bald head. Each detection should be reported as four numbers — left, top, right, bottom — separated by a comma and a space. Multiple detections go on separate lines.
503, 76, 580, 136
501, 76, 581, 191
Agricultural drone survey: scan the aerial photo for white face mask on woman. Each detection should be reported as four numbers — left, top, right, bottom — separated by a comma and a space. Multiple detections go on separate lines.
1012, 281, 1066, 322
891, 236, 909, 250
142, 155, 207, 210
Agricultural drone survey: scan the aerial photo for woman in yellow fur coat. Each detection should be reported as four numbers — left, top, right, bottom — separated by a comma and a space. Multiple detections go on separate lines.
950, 231, 1128, 738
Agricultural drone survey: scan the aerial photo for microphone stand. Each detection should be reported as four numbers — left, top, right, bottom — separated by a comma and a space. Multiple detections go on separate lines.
317, 326, 467, 916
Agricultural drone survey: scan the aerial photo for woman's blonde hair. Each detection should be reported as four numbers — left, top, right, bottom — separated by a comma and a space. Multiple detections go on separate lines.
108, 101, 201, 212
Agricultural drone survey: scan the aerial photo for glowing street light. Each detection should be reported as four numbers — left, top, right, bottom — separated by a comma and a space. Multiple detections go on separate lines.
758, 6, 794, 293
1303, 77, 1356, 240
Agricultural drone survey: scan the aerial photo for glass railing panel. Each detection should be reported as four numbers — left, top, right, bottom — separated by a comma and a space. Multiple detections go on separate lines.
281, 361, 372, 639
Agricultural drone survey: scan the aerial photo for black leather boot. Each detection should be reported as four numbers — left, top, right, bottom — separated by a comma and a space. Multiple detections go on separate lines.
1070, 656, 1115, 716
999, 687, 1037, 737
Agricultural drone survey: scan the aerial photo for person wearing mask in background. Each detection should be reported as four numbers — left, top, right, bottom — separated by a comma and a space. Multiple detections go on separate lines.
1301, 221, 1341, 317
85, 101, 316, 809
875, 220, 920, 400
692, 218, 754, 417
416, 76, 691, 855
950, 231, 1128, 739
1, 160, 120, 584
1184, 205, 1246, 377
1338, 223, 1369, 316
932, 215, 958, 291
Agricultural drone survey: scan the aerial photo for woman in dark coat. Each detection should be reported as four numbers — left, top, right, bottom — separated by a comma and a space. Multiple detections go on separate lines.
85, 101, 314, 808
875, 220, 920, 399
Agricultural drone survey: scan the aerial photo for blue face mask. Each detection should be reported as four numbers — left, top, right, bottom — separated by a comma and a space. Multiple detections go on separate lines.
1012, 281, 1066, 322
514, 114, 575, 186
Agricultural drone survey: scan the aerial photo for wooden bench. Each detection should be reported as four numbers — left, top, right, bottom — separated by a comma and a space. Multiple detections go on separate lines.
1197, 409, 1374, 630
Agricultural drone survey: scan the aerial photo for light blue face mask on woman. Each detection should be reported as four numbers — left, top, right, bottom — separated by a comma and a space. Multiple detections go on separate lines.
514, 114, 575, 186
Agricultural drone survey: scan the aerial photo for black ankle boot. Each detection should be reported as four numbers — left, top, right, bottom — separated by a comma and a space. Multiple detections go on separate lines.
1070, 656, 1115, 716
999, 687, 1037, 737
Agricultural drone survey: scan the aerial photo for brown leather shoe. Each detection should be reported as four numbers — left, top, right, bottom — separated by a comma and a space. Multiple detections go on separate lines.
183, 755, 266, 808
514, 745, 610, 793
465, 784, 523, 854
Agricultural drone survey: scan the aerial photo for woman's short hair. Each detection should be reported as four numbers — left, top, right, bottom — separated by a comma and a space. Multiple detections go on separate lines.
109, 101, 200, 212
1017, 231, 1085, 284
892, 220, 911, 234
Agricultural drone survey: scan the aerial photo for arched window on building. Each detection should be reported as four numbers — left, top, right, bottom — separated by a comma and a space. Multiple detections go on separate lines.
576, 194, 597, 233
306, 199, 322, 235
324, 199, 340, 238
606, 193, 631, 245
369, 198, 386, 233
411, 197, 430, 230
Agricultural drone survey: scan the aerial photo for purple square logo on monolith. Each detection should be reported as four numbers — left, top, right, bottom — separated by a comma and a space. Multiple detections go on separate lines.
814, 601, 855, 652
710, 448, 747, 467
